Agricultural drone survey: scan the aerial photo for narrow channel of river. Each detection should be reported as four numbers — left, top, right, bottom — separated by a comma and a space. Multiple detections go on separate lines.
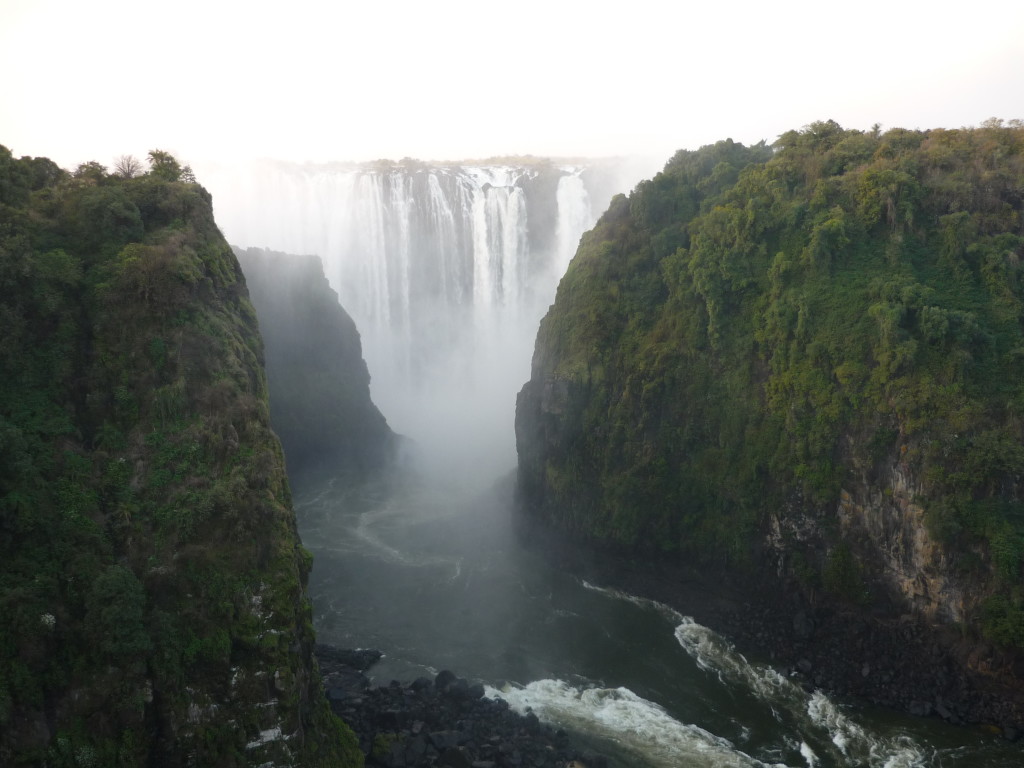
298, 470, 1020, 767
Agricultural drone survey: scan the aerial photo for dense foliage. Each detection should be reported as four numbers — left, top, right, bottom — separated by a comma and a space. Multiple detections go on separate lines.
517, 121, 1024, 645
0, 148, 361, 766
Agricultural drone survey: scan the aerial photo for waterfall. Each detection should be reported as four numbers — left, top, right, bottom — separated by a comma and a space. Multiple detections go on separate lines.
555, 168, 592, 276
197, 157, 646, 485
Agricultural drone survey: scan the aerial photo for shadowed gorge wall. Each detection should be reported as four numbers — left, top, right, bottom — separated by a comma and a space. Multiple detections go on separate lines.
199, 158, 656, 483
234, 246, 396, 483
0, 147, 361, 766
516, 122, 1024, 670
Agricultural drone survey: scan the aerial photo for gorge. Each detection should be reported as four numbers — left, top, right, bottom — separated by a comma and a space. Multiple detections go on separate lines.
219, 138, 1024, 766
198, 156, 656, 483
5, 125, 1024, 768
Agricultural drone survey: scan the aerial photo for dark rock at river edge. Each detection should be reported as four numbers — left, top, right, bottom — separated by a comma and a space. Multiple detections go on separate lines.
316, 645, 611, 768
513, 513, 1024, 742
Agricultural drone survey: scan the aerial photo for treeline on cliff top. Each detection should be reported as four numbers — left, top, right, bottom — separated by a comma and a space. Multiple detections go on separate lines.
0, 149, 360, 765
523, 119, 1024, 645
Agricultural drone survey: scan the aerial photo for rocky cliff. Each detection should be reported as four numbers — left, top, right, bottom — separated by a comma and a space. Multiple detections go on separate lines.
233, 247, 396, 483
516, 122, 1024, 714
0, 148, 360, 766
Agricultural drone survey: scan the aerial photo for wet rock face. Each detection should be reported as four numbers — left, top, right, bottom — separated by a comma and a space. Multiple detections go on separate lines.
317, 646, 612, 768
234, 246, 397, 481
834, 464, 968, 624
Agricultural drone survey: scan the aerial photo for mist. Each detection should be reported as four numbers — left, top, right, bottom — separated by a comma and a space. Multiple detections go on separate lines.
197, 156, 659, 490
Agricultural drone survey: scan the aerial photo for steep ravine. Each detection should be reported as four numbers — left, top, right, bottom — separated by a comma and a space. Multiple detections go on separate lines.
515, 122, 1024, 733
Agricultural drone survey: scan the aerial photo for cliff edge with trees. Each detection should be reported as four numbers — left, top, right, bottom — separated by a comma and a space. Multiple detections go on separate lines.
517, 120, 1024, 725
0, 148, 361, 766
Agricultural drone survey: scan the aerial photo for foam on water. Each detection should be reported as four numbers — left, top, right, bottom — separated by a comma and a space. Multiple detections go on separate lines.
487, 679, 785, 768
583, 580, 931, 767
805, 693, 926, 768
673, 620, 928, 766
580, 580, 686, 625
296, 486, 465, 579
799, 741, 818, 767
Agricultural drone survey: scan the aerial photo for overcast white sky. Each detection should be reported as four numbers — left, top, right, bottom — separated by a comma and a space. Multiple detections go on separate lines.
2, 0, 1023, 170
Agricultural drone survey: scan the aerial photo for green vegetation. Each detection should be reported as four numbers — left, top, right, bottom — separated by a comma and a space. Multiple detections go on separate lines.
517, 120, 1024, 646
0, 148, 360, 765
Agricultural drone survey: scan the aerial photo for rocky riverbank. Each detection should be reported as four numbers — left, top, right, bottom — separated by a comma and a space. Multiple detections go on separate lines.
513, 516, 1024, 743
316, 646, 612, 768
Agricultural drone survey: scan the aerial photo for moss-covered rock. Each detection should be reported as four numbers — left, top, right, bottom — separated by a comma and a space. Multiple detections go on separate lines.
0, 147, 361, 766
516, 121, 1024, 656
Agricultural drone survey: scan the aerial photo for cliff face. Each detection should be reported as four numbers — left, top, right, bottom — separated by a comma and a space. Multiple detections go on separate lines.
200, 158, 655, 389
516, 123, 1024, 667
233, 246, 395, 483
0, 148, 360, 766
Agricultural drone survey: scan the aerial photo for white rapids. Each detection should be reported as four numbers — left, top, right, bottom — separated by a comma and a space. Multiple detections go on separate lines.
489, 678, 783, 768
485, 581, 932, 768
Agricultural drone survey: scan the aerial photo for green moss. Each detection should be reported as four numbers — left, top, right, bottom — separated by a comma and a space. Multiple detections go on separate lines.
519, 121, 1024, 644
372, 732, 402, 762
0, 148, 361, 765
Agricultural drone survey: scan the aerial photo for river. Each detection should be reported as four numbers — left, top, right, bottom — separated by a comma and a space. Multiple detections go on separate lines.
297, 469, 1021, 767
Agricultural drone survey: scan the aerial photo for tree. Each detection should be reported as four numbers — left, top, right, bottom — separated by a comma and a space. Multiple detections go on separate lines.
147, 149, 182, 182
73, 161, 108, 184
0, 144, 30, 204
113, 154, 144, 179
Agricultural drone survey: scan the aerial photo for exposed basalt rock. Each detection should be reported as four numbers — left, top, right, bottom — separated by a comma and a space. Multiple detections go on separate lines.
316, 646, 612, 768
833, 463, 968, 623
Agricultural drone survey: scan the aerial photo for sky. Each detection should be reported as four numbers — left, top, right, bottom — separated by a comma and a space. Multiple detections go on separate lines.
2, 0, 1023, 171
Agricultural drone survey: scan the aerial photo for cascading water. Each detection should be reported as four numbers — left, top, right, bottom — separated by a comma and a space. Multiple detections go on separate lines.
197, 158, 642, 483
554, 169, 593, 279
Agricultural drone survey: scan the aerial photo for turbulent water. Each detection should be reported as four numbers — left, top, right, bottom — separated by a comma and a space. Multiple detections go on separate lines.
298, 473, 1020, 768
197, 157, 652, 482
